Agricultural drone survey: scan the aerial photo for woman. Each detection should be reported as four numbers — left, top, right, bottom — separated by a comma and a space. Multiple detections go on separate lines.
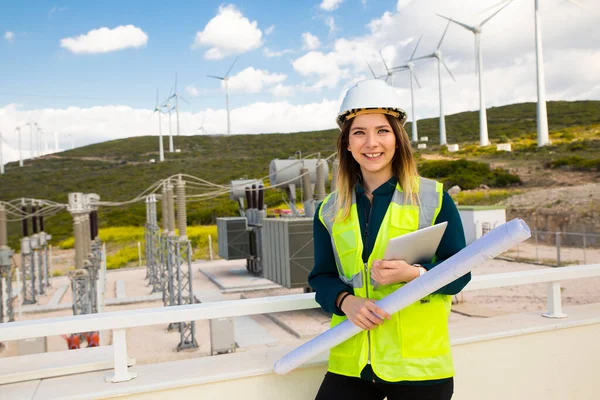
308, 79, 470, 400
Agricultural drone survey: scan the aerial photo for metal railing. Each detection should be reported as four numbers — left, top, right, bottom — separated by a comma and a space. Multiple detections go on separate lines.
500, 231, 600, 267
0, 264, 599, 383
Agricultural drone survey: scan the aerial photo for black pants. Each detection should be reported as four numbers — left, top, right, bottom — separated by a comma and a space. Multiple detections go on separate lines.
315, 372, 453, 400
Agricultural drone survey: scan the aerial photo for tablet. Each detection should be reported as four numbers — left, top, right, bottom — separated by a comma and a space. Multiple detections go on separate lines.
383, 222, 448, 264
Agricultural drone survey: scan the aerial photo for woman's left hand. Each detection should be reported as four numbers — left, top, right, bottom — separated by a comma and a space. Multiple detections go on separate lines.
371, 259, 419, 286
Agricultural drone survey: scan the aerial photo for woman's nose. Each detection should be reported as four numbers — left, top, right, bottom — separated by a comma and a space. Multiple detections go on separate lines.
364, 132, 377, 146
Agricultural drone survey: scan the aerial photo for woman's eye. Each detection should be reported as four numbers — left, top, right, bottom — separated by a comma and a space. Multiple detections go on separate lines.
352, 130, 365, 135
378, 129, 390, 134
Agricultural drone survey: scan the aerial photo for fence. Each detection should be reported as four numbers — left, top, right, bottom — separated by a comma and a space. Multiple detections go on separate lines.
500, 231, 600, 267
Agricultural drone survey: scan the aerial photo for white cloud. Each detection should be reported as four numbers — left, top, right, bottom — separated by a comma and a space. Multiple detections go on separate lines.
302, 32, 321, 50
60, 25, 148, 54
4, 31, 14, 42
320, 0, 344, 12
0, 99, 339, 162
325, 16, 336, 33
263, 47, 293, 58
265, 25, 275, 35
292, 51, 350, 89
227, 67, 287, 93
193, 4, 263, 60
270, 84, 294, 97
185, 85, 200, 97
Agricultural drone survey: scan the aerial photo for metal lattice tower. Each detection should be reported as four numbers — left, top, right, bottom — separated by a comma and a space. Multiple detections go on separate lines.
167, 237, 197, 351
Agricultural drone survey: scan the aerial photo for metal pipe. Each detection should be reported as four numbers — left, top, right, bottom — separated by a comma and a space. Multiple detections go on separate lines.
315, 161, 326, 201
331, 159, 339, 192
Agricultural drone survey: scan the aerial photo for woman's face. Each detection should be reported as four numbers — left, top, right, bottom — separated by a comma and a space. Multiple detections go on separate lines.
347, 113, 396, 179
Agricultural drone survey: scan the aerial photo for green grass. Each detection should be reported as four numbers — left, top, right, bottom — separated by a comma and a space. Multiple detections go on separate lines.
452, 189, 523, 206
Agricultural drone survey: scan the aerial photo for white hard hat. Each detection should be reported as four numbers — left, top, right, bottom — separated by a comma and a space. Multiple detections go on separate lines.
337, 79, 407, 129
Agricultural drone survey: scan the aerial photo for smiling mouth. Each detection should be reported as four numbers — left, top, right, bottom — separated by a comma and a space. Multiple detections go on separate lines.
364, 153, 383, 159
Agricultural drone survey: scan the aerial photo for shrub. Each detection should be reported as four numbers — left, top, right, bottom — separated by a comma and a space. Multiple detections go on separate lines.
418, 159, 522, 190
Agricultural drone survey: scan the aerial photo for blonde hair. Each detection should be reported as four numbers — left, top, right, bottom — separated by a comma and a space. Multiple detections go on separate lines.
332, 114, 419, 221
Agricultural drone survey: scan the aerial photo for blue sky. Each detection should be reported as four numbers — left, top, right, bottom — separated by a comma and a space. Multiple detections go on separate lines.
1, 0, 390, 110
1, 0, 598, 163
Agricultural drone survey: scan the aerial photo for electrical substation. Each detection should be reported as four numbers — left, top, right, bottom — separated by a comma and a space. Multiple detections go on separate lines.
217, 157, 334, 290
0, 155, 340, 357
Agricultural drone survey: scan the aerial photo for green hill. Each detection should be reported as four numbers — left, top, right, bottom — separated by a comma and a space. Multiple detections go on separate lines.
1, 100, 598, 248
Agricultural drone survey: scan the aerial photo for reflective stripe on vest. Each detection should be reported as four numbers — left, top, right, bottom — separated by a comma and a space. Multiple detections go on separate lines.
318, 177, 454, 381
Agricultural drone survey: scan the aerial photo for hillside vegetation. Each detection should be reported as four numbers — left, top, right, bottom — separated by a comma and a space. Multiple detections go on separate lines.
1, 100, 598, 252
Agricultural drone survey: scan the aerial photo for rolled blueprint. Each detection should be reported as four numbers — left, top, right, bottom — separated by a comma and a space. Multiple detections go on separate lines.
274, 218, 531, 375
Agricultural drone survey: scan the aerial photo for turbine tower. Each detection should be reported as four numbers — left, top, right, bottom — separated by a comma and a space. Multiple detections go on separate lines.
198, 113, 209, 135
493, 0, 589, 146
391, 36, 423, 142
54, 132, 59, 153
16, 126, 24, 167
413, 21, 456, 146
152, 89, 165, 162
438, 2, 512, 147
163, 89, 175, 153
207, 57, 238, 135
166, 73, 189, 142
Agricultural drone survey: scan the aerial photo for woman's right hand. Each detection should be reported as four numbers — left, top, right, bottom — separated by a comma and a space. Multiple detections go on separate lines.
340, 295, 390, 330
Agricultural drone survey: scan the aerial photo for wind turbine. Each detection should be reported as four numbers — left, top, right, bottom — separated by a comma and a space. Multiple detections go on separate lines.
207, 57, 238, 135
163, 89, 176, 153
391, 35, 423, 143
54, 132, 59, 153
378, 51, 398, 85
437, 2, 512, 147
489, 0, 591, 146
198, 113, 210, 135
166, 73, 189, 140
152, 89, 165, 162
16, 126, 24, 167
24, 121, 35, 160
412, 21, 456, 146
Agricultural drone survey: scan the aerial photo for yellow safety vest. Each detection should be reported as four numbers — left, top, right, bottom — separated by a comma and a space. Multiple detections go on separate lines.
318, 177, 454, 382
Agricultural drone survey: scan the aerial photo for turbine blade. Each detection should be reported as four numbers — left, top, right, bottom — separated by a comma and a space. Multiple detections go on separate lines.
411, 54, 435, 62
438, 13, 476, 32
480, 0, 513, 26
478, 0, 513, 15
179, 95, 189, 105
379, 50, 390, 72
207, 75, 225, 80
566, 0, 599, 14
437, 19, 451, 49
412, 70, 422, 89
225, 57, 239, 78
410, 35, 422, 60
440, 57, 456, 81
365, 60, 377, 78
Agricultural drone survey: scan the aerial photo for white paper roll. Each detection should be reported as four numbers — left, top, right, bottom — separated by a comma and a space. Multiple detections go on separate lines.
274, 218, 531, 375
